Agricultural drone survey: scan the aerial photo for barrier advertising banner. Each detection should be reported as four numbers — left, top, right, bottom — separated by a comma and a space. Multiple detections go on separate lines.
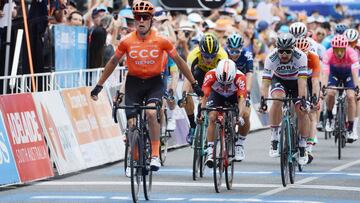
0, 94, 53, 182
85, 87, 124, 162
61, 87, 109, 167
0, 112, 20, 186
33, 91, 86, 175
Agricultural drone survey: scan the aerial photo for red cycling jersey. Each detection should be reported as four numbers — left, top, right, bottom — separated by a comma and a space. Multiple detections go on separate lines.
115, 29, 177, 79
202, 69, 247, 98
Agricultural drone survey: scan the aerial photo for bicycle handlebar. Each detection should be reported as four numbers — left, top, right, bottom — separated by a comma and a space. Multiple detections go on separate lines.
200, 106, 237, 113
324, 86, 354, 91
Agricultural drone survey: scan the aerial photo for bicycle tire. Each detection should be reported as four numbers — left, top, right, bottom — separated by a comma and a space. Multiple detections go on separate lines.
192, 125, 202, 181
130, 128, 141, 202
124, 136, 129, 173
289, 124, 297, 184
225, 130, 235, 190
337, 104, 343, 160
213, 123, 224, 193
143, 133, 152, 200
280, 120, 290, 187
159, 131, 169, 166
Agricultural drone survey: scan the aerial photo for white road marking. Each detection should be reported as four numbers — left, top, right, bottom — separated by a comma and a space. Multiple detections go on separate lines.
32, 181, 360, 192
31, 195, 105, 199
257, 159, 360, 197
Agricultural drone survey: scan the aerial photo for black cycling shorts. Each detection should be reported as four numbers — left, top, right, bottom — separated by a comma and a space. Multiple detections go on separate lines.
270, 76, 299, 99
206, 90, 238, 108
125, 75, 165, 118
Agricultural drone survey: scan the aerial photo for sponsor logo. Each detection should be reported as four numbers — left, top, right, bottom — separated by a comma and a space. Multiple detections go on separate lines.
129, 50, 159, 59
276, 65, 296, 71
7, 111, 42, 145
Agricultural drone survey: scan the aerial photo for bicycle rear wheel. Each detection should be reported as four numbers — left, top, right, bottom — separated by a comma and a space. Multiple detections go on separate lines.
143, 134, 152, 200
280, 120, 290, 187
213, 123, 224, 193
130, 128, 141, 202
192, 125, 202, 181
225, 131, 235, 190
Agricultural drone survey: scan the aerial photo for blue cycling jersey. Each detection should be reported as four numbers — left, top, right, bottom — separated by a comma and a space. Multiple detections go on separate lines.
225, 47, 254, 74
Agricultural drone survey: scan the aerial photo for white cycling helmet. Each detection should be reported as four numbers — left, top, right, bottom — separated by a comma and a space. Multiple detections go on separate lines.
344, 28, 359, 42
215, 59, 237, 85
289, 22, 307, 38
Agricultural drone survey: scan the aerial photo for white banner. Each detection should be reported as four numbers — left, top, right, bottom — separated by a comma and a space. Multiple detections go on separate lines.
33, 91, 86, 174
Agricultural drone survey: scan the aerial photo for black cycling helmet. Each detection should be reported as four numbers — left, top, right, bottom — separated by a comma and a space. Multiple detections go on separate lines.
335, 24, 348, 35
200, 33, 220, 55
276, 33, 296, 49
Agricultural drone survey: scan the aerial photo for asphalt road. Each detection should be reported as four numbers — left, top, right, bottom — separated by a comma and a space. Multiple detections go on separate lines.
1, 129, 360, 203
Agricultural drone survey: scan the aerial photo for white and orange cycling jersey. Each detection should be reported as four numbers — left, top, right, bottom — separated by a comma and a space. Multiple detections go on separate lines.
202, 69, 247, 98
115, 29, 177, 79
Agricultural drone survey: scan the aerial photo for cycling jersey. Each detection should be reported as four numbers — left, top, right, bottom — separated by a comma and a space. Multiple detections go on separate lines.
115, 29, 177, 79
308, 37, 325, 59
187, 46, 228, 72
323, 47, 360, 75
263, 48, 308, 81
224, 47, 254, 74
307, 51, 321, 78
202, 69, 247, 98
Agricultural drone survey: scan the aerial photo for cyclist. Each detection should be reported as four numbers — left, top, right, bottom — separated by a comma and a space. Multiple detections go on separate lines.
259, 33, 310, 165
289, 22, 325, 58
295, 37, 321, 163
90, 1, 203, 172
180, 33, 228, 144
322, 23, 348, 50
345, 28, 360, 140
200, 59, 247, 166
323, 34, 360, 143
224, 33, 253, 160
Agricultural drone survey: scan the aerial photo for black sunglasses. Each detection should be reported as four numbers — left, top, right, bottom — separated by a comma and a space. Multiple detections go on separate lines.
278, 49, 293, 55
134, 14, 152, 21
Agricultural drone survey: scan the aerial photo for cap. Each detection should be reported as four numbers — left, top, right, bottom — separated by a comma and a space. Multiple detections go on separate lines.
315, 16, 325, 23
92, 5, 108, 18
215, 18, 233, 31
188, 13, 203, 23
225, 0, 240, 7
278, 25, 289, 33
178, 21, 195, 31
257, 20, 269, 32
307, 16, 316, 23
245, 8, 257, 21
119, 8, 134, 19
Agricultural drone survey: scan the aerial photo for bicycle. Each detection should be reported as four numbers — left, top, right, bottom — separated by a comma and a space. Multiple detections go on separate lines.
261, 96, 303, 187
324, 85, 351, 160
178, 92, 207, 181
114, 92, 161, 202
201, 105, 238, 193
159, 91, 175, 166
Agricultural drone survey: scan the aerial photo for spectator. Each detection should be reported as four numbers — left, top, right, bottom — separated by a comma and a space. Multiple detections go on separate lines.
67, 11, 84, 26
176, 20, 196, 60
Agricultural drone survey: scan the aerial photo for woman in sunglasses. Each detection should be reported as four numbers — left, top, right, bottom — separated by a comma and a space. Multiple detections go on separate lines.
90, 0, 203, 173
223, 33, 254, 161
180, 33, 228, 145
260, 33, 310, 166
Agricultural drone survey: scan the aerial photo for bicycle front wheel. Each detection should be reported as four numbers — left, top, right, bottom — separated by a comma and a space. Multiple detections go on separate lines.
225, 131, 235, 190
159, 131, 169, 166
337, 105, 344, 160
213, 123, 224, 193
143, 133, 152, 200
129, 128, 141, 202
192, 125, 202, 180
280, 120, 290, 187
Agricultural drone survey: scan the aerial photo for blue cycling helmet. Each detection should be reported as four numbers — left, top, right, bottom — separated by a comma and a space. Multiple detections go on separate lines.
335, 24, 348, 35
227, 33, 244, 49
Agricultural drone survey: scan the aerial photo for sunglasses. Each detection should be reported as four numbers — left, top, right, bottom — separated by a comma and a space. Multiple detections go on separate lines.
201, 52, 216, 59
134, 14, 152, 21
228, 49, 241, 55
278, 49, 293, 55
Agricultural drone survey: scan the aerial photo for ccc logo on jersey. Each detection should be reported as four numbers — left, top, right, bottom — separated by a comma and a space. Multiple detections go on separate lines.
129, 50, 160, 59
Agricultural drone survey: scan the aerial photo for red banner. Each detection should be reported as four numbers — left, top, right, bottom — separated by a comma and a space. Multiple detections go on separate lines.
0, 93, 53, 182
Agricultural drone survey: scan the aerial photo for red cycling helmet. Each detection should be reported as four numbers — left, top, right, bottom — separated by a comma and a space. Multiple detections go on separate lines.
295, 37, 310, 53
331, 34, 348, 48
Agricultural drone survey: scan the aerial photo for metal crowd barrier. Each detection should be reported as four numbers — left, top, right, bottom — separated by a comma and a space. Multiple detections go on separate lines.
0, 66, 127, 95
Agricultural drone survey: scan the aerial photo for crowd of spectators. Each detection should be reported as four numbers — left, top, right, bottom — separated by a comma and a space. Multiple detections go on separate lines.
0, 0, 360, 90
